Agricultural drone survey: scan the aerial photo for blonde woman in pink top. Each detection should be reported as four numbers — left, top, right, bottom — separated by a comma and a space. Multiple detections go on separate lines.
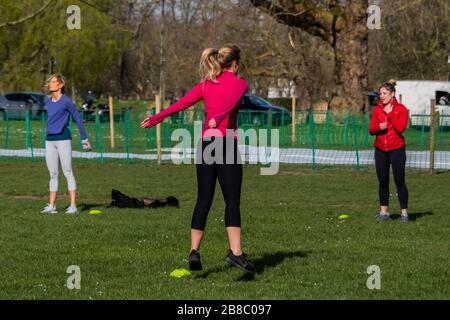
141, 45, 254, 272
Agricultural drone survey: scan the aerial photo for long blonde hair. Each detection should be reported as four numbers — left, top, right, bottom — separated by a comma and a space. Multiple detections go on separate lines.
199, 45, 241, 82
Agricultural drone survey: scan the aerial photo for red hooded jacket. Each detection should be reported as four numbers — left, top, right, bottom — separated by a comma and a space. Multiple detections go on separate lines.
369, 97, 409, 152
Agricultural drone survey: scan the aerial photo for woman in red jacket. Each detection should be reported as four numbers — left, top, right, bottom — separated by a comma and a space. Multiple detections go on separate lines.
140, 45, 254, 272
369, 79, 409, 222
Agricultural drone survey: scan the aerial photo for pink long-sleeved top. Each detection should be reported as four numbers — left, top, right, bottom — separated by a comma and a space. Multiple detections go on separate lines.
145, 71, 248, 138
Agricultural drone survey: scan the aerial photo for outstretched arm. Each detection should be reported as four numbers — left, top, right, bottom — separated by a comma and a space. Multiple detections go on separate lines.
141, 83, 203, 129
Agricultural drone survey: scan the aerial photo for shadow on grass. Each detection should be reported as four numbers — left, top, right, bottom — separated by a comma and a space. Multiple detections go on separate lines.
194, 250, 310, 281
79, 203, 105, 212
390, 211, 433, 221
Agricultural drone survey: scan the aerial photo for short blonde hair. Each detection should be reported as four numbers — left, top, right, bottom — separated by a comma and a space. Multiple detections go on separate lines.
46, 73, 66, 94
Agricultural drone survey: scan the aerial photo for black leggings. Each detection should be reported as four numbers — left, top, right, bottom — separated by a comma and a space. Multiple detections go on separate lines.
191, 137, 242, 231
375, 147, 409, 209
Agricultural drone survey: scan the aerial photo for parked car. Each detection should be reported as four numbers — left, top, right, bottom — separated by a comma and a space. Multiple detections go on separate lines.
239, 94, 292, 126
366, 91, 380, 111
4, 92, 47, 119
0, 95, 37, 120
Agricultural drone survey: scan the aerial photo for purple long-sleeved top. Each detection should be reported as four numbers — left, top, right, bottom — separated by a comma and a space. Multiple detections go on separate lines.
45, 95, 87, 140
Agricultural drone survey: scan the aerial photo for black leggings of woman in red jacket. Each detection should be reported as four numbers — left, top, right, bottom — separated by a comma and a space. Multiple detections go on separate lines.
369, 80, 409, 222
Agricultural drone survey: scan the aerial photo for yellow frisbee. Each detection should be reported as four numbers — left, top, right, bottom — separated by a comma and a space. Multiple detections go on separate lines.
170, 269, 192, 278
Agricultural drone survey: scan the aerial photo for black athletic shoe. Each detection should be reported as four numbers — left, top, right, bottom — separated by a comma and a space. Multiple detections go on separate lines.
225, 250, 255, 273
188, 249, 202, 271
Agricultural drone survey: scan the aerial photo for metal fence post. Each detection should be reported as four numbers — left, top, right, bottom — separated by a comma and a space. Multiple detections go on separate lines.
5, 111, 9, 148
310, 110, 316, 171
430, 99, 438, 174
291, 96, 296, 146
352, 115, 360, 171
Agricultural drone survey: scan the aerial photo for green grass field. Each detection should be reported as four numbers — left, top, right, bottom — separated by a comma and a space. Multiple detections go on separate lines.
0, 159, 449, 299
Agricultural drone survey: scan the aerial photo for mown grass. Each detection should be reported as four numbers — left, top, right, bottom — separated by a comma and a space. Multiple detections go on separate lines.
0, 160, 449, 299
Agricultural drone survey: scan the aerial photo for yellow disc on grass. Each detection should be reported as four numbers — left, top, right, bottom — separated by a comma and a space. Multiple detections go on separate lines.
170, 269, 192, 278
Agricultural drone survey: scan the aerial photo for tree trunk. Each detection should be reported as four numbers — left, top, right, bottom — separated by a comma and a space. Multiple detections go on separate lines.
330, 1, 368, 112
250, 0, 369, 112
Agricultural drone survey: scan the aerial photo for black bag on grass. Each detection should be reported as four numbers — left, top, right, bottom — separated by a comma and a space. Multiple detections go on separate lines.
109, 189, 179, 209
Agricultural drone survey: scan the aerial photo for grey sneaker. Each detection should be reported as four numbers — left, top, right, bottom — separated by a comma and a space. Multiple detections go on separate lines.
375, 212, 390, 221
65, 206, 78, 214
225, 250, 255, 273
400, 214, 409, 223
41, 204, 58, 214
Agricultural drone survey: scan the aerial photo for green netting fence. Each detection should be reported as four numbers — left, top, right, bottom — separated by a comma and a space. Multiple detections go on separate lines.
0, 108, 449, 170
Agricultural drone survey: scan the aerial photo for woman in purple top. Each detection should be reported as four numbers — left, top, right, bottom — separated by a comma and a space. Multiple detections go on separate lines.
41, 74, 91, 215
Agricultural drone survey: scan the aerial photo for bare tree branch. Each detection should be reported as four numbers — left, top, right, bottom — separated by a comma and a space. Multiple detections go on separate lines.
247, 69, 290, 78
250, 0, 342, 44
77, 0, 98, 10
0, 0, 55, 29
288, 30, 296, 49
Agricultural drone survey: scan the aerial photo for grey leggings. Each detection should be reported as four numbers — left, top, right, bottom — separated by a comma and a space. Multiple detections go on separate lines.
45, 140, 76, 192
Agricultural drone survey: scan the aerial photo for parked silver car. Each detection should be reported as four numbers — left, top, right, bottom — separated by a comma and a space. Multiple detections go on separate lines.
3, 92, 47, 119
0, 95, 36, 120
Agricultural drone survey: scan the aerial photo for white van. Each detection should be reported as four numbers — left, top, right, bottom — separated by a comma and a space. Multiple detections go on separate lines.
395, 80, 450, 126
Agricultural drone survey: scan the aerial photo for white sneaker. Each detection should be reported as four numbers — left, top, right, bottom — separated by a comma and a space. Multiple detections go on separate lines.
65, 206, 78, 214
41, 204, 58, 214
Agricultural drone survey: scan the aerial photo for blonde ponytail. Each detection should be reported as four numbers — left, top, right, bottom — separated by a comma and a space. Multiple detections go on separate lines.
199, 45, 241, 83
199, 48, 222, 82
